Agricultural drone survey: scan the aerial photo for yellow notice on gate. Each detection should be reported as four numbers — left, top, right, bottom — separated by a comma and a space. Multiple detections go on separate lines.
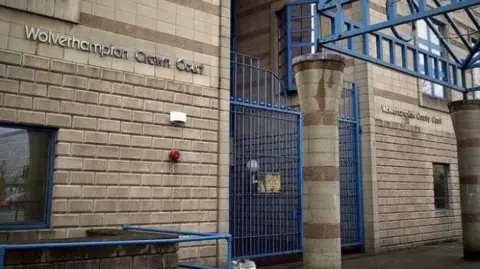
258, 173, 281, 193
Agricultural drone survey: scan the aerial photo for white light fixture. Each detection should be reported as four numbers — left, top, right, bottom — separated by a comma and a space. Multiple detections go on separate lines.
246, 159, 259, 184
170, 111, 187, 124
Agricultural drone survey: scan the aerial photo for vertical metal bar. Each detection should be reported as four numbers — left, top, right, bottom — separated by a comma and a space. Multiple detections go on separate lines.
376, 35, 383, 61
297, 113, 304, 251
335, 1, 344, 38
241, 102, 246, 257
271, 73, 274, 108
347, 24, 353, 50
353, 82, 364, 249
361, 0, 370, 55
413, 49, 418, 72
250, 58, 253, 102
265, 71, 268, 103
257, 58, 261, 103
255, 93, 258, 258
444, 61, 450, 83
401, 45, 407, 69
390, 40, 396, 65
287, 6, 293, 91
314, 3, 320, 53
227, 237, 233, 269
249, 97, 253, 256
452, 65, 458, 86
0, 248, 4, 269
275, 108, 279, 254
318, 2, 323, 53
425, 54, 431, 77
387, 0, 397, 19
330, 18, 337, 46
242, 55, 246, 101
418, 0, 426, 12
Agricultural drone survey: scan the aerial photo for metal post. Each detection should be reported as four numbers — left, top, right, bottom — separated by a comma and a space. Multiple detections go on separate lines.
0, 247, 4, 269
227, 237, 232, 269
353, 82, 364, 249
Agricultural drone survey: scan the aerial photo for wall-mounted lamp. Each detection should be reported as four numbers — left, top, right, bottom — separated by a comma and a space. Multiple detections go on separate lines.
246, 160, 259, 184
170, 111, 187, 124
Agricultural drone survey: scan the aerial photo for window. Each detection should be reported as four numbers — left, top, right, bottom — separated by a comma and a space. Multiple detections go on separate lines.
417, 20, 446, 99
433, 163, 449, 210
0, 124, 55, 229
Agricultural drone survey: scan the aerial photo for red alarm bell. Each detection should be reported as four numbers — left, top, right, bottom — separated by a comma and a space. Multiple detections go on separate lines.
169, 148, 181, 162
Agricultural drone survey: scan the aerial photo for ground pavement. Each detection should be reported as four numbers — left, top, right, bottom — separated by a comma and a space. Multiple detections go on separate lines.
342, 242, 479, 269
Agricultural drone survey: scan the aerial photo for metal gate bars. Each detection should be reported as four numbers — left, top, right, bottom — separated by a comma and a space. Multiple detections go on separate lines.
339, 82, 364, 248
229, 53, 303, 259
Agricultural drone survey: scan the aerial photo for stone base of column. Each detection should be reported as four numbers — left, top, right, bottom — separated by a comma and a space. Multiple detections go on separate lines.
293, 53, 346, 269
449, 100, 480, 261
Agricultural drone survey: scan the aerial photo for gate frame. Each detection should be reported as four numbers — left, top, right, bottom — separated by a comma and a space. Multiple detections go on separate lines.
229, 52, 304, 260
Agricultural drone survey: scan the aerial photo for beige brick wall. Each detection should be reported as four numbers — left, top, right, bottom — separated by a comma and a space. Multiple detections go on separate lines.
0, 0, 230, 266
375, 119, 462, 250
369, 0, 472, 252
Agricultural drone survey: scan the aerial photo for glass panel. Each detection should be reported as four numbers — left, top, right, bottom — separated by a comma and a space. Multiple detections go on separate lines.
474, 68, 480, 86
420, 79, 432, 94
433, 164, 448, 209
430, 29, 440, 45
417, 20, 428, 39
0, 127, 50, 224
433, 84, 444, 98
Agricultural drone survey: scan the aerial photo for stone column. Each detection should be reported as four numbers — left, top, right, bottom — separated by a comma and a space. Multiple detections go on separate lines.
449, 100, 480, 261
292, 53, 346, 269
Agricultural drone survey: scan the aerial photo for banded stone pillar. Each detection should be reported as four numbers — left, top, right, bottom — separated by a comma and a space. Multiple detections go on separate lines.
293, 54, 345, 269
449, 100, 480, 261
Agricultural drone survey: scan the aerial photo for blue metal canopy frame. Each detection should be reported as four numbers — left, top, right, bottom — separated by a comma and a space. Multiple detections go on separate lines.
316, 0, 480, 94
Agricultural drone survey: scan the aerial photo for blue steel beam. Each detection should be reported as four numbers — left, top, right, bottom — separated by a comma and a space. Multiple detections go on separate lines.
318, 0, 480, 44
463, 40, 480, 69
323, 42, 466, 91
316, 7, 464, 91
465, 8, 480, 30
431, 0, 473, 52
408, 0, 462, 64
467, 85, 480, 92
470, 62, 480, 69
319, 9, 460, 69
318, 0, 356, 12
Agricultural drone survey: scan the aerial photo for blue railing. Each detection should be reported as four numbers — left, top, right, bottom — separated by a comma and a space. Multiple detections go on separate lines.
0, 225, 232, 269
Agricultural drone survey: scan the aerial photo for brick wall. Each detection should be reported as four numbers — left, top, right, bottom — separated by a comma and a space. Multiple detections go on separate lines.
0, 0, 231, 265
5, 241, 178, 269
375, 120, 462, 250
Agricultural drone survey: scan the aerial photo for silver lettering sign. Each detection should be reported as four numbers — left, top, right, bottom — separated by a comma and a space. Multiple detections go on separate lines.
381, 105, 442, 124
24, 26, 204, 75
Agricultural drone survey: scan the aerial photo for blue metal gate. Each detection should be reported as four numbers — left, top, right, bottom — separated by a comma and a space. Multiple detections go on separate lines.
339, 82, 363, 248
229, 52, 303, 259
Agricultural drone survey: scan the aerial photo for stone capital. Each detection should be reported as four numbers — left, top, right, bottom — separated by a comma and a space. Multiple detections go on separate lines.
449, 100, 480, 113
292, 53, 346, 73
